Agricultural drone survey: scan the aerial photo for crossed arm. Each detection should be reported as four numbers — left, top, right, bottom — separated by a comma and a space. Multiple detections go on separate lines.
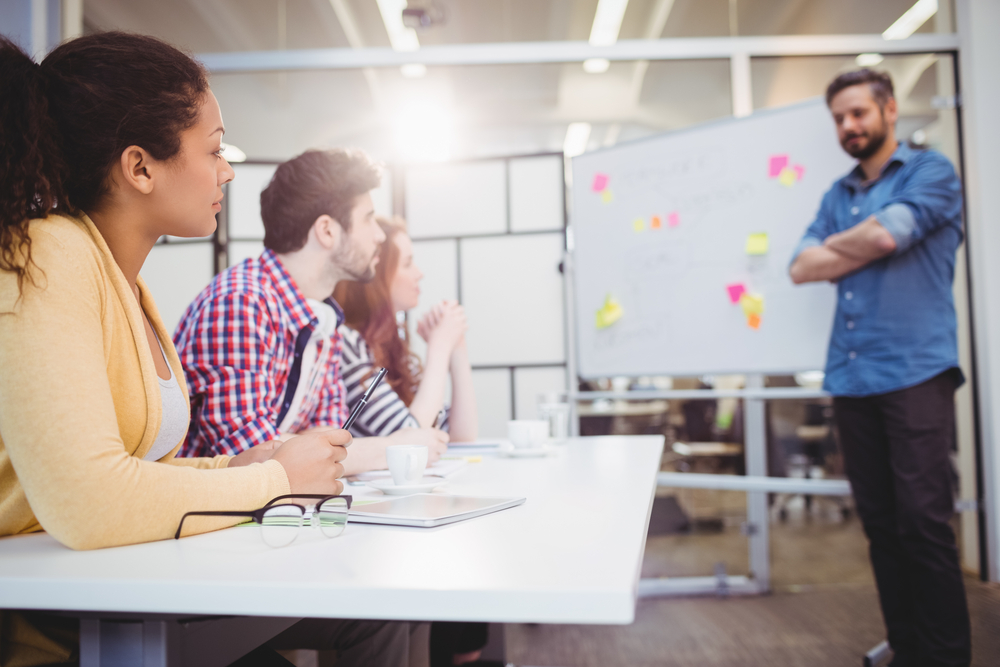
789, 215, 897, 284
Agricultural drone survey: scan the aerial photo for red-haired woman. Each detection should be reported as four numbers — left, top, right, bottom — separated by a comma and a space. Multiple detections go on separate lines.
335, 216, 478, 443
335, 217, 488, 667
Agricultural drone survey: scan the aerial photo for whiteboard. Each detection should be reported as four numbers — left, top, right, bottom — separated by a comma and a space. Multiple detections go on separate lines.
571, 99, 854, 378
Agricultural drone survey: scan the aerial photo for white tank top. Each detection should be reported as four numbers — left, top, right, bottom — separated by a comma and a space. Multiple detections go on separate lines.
143, 331, 189, 461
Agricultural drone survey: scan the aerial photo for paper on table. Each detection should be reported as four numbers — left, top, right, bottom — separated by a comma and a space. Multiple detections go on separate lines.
745, 233, 769, 255
726, 283, 747, 304
350, 458, 469, 482
768, 154, 789, 178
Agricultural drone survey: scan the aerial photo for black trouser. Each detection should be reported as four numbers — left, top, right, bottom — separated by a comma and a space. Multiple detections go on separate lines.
834, 370, 971, 667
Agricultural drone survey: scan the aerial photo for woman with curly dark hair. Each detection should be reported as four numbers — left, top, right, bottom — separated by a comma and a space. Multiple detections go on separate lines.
0, 31, 406, 666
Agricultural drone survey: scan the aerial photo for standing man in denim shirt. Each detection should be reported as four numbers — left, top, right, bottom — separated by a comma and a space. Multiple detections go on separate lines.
790, 69, 969, 666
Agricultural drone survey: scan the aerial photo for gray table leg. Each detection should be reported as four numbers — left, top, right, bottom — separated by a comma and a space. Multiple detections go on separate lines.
79, 615, 299, 667
863, 640, 891, 667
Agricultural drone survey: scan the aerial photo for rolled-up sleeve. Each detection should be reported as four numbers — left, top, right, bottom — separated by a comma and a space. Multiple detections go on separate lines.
877, 152, 963, 255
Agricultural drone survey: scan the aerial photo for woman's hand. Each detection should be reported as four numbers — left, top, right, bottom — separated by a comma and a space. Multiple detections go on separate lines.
228, 440, 282, 467
238, 429, 351, 496
419, 300, 467, 353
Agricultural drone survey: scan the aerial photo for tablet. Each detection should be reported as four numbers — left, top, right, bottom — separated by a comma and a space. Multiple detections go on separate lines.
348, 494, 525, 528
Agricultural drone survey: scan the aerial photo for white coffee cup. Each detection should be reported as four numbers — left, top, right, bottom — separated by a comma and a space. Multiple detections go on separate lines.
507, 419, 550, 449
386, 445, 428, 486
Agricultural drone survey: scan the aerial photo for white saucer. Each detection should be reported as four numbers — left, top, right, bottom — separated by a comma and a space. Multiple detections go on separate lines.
499, 443, 553, 458
367, 476, 447, 495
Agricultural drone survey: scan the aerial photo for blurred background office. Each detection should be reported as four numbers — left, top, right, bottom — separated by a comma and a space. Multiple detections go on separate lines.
2, 1, 999, 664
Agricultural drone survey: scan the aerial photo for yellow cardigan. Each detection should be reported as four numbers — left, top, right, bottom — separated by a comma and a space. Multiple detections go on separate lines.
0, 214, 291, 664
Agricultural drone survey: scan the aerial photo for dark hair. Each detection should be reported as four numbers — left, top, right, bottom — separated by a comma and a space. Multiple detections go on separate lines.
826, 68, 895, 108
0, 31, 208, 289
333, 216, 422, 406
260, 148, 382, 254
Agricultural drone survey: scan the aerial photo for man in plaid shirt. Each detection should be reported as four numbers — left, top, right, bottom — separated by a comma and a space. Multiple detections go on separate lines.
174, 149, 448, 474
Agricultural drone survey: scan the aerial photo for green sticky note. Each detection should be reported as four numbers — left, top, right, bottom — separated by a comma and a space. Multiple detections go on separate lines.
746, 233, 769, 255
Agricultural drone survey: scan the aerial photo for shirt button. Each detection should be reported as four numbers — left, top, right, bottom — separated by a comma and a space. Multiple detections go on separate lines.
847, 321, 855, 330
845, 292, 854, 300
851, 206, 860, 215
849, 351, 857, 360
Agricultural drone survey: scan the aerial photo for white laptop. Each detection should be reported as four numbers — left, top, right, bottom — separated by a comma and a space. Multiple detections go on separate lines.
348, 494, 525, 528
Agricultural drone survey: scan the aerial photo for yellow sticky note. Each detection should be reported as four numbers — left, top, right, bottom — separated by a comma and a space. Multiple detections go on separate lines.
778, 167, 797, 187
595, 294, 623, 330
633, 218, 645, 232
747, 313, 762, 330
745, 232, 769, 255
740, 293, 764, 318
601, 189, 614, 204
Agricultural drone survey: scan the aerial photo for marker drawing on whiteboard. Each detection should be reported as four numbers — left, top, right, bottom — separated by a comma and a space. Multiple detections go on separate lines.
595, 294, 624, 330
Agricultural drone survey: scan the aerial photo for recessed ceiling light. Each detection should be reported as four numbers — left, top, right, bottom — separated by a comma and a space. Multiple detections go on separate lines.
855, 53, 884, 67
401, 63, 427, 78
583, 58, 611, 74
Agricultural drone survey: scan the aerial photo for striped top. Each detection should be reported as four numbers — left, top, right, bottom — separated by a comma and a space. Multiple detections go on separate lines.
339, 325, 449, 437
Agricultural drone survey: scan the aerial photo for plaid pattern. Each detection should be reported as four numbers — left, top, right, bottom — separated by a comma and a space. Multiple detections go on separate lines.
174, 249, 348, 457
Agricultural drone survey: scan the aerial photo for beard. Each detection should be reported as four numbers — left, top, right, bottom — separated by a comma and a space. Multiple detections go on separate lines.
334, 244, 379, 283
841, 112, 890, 160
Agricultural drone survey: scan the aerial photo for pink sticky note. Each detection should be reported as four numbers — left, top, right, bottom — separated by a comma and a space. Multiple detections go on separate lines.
793, 164, 805, 180
768, 155, 789, 178
592, 173, 609, 192
667, 211, 680, 228
726, 283, 747, 304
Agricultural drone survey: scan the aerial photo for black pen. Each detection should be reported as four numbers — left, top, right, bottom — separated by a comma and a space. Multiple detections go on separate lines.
343, 367, 388, 431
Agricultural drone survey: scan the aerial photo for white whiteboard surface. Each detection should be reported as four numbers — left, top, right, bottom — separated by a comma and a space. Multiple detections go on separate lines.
509, 155, 565, 232
471, 369, 512, 438
228, 164, 277, 240
405, 161, 508, 238
571, 99, 853, 378
461, 233, 566, 367
141, 243, 215, 336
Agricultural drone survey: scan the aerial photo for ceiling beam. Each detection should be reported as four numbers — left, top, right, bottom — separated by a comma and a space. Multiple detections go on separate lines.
198, 33, 960, 73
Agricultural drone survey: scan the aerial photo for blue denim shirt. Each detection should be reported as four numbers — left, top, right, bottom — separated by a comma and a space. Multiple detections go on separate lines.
791, 142, 964, 397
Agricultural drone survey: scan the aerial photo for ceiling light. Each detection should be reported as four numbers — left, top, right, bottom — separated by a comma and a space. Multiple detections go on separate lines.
855, 53, 885, 67
589, 0, 630, 47
401, 63, 427, 78
219, 142, 246, 163
583, 58, 611, 74
376, 0, 420, 51
563, 122, 592, 158
883, 0, 938, 40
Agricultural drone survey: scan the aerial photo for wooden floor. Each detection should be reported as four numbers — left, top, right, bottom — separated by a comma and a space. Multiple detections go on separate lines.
506, 499, 1000, 666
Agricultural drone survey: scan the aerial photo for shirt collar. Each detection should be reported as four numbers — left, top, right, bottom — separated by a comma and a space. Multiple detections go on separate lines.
843, 141, 914, 191
259, 249, 345, 334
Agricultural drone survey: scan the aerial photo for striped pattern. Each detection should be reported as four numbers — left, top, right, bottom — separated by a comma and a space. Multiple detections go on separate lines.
339, 326, 448, 437
174, 249, 348, 457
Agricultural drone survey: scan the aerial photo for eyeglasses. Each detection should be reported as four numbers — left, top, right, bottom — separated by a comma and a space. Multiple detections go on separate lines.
175, 494, 353, 547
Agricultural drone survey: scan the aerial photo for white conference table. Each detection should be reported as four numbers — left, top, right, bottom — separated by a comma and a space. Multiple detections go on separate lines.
0, 435, 664, 666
